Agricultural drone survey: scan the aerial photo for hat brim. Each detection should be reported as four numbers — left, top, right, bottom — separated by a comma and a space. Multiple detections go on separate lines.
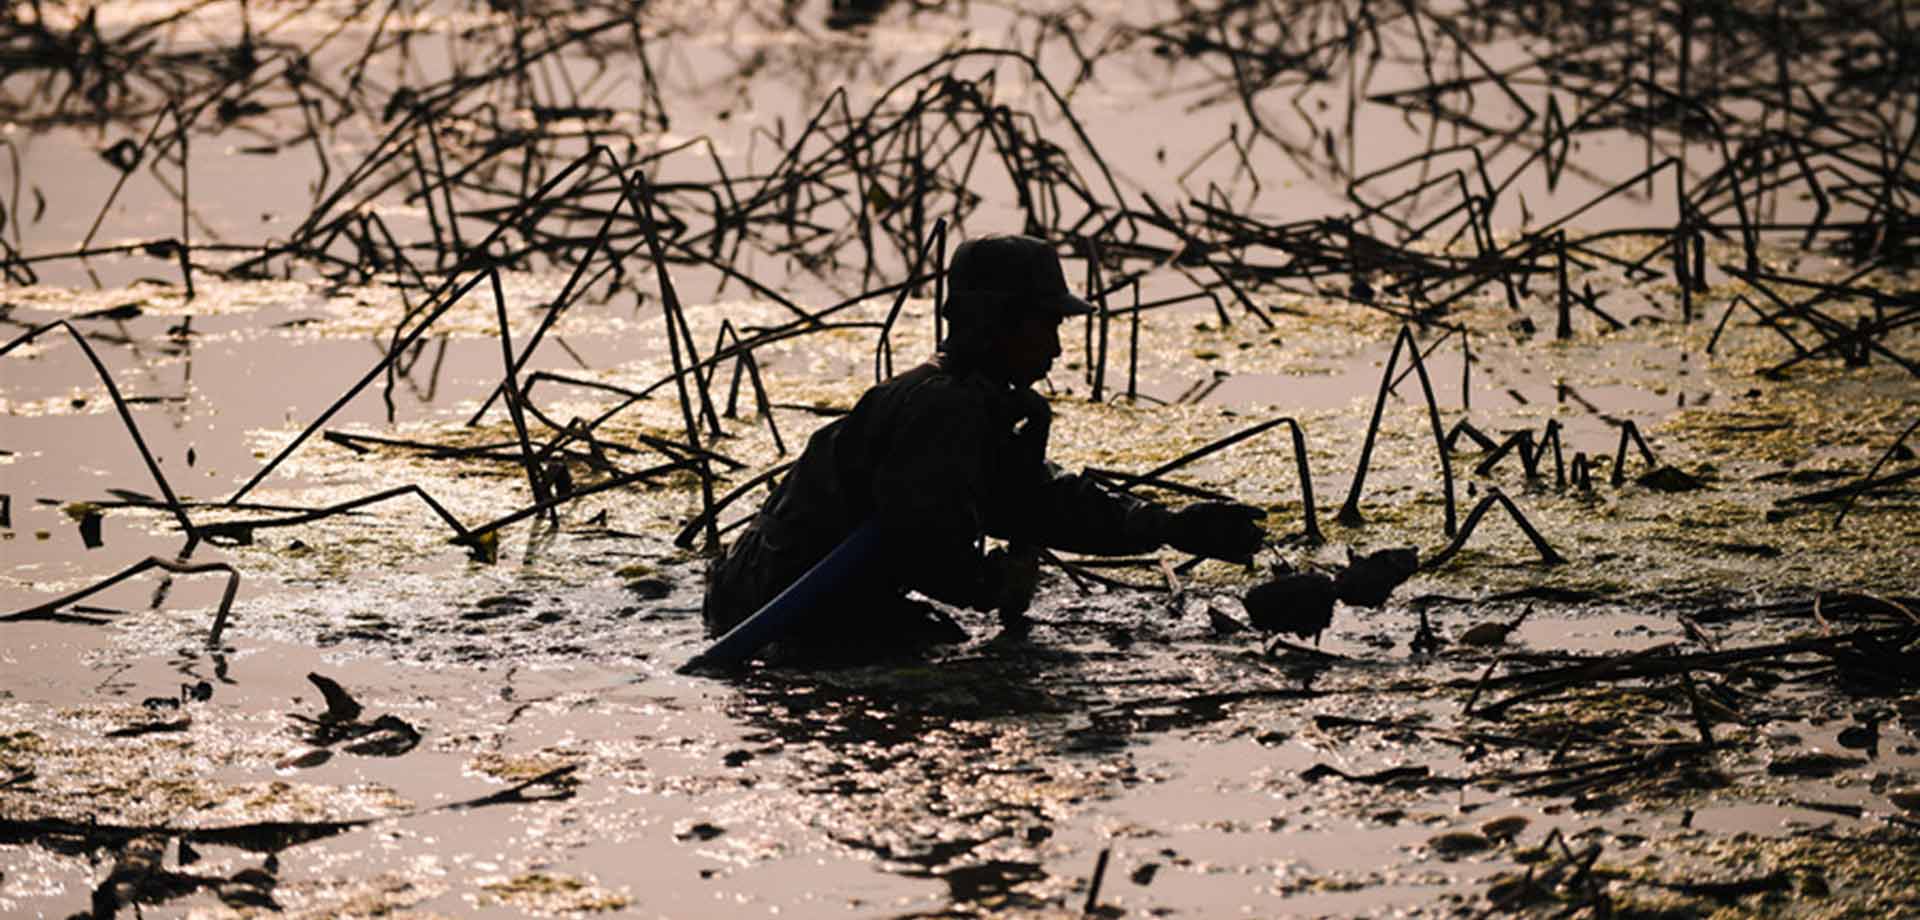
1043, 291, 1096, 317
942, 289, 1096, 322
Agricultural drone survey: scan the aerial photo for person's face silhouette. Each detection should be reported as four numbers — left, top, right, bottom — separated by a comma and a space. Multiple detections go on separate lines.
990, 311, 1064, 386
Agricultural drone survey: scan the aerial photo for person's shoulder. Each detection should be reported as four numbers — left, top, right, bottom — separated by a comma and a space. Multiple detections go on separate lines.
873, 360, 999, 417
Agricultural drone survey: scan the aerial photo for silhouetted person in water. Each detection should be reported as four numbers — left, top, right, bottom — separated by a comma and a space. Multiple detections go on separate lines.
701, 234, 1265, 661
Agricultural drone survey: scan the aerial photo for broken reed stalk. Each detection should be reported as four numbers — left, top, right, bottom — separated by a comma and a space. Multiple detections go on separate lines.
1477, 626, 1920, 704
173, 108, 195, 300
2, 555, 240, 646
875, 217, 948, 383
1556, 231, 1572, 338
0, 321, 193, 536
1086, 468, 1238, 503
195, 484, 473, 547
488, 267, 554, 509
1338, 326, 1458, 536
673, 461, 797, 550
1474, 429, 1536, 478
80, 102, 180, 255
1128, 280, 1140, 400
229, 145, 622, 504
1468, 421, 1561, 482
1089, 237, 1111, 402
715, 324, 787, 455
1444, 419, 1499, 453
1422, 487, 1565, 570
619, 164, 720, 553
0, 767, 581, 857
1832, 416, 1920, 529
1512, 744, 1708, 798
1544, 421, 1566, 488
1083, 847, 1111, 915
1462, 655, 1505, 715
666, 271, 726, 439
1678, 670, 1717, 748
1037, 548, 1145, 595
1108, 415, 1321, 543
467, 189, 625, 426
1472, 641, 1684, 719
455, 459, 699, 550
1780, 465, 1920, 509
1609, 420, 1658, 487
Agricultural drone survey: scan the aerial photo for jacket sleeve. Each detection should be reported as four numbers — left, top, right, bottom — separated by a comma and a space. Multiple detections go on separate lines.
982, 389, 1171, 556
869, 387, 995, 609
994, 463, 1171, 556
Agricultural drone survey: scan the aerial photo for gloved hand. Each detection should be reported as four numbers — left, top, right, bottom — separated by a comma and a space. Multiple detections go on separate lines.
1163, 502, 1266, 563
980, 544, 1041, 618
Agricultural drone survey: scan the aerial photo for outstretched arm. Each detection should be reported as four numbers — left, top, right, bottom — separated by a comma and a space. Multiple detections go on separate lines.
988, 390, 1267, 561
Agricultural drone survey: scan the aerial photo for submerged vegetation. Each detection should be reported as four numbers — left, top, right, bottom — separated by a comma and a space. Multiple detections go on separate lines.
2, 0, 1917, 916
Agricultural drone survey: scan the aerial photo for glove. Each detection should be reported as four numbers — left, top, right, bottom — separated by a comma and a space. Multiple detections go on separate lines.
1162, 502, 1266, 563
979, 545, 1041, 618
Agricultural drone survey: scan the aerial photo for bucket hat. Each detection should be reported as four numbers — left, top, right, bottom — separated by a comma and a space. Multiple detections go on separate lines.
944, 234, 1094, 324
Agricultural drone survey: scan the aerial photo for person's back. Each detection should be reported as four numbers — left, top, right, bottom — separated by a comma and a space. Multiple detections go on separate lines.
700, 354, 1035, 643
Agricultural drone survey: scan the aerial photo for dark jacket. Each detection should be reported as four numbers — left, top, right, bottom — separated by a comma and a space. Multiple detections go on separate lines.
701, 353, 1168, 637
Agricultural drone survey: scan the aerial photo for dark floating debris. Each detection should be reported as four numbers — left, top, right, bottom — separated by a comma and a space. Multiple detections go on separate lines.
1243, 572, 1337, 639
305, 672, 362, 724
105, 719, 190, 739
1766, 752, 1867, 779
288, 673, 420, 756
1635, 465, 1707, 493
1332, 547, 1420, 609
1242, 546, 1419, 640
674, 821, 725, 842
1427, 830, 1493, 859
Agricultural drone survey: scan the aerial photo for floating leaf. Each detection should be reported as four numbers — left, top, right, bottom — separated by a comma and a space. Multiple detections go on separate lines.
341, 715, 420, 757
1637, 465, 1706, 492
99, 138, 142, 173
1332, 547, 1418, 608
675, 821, 725, 842
74, 302, 143, 321
306, 672, 363, 723
275, 747, 332, 771
1242, 573, 1336, 638
1460, 622, 1512, 646
78, 509, 103, 549
60, 501, 101, 521
466, 530, 500, 563
1206, 603, 1248, 635
1427, 831, 1492, 858
105, 719, 189, 738
1766, 751, 1866, 777
1836, 724, 1878, 749
1480, 816, 1529, 842
625, 577, 672, 599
